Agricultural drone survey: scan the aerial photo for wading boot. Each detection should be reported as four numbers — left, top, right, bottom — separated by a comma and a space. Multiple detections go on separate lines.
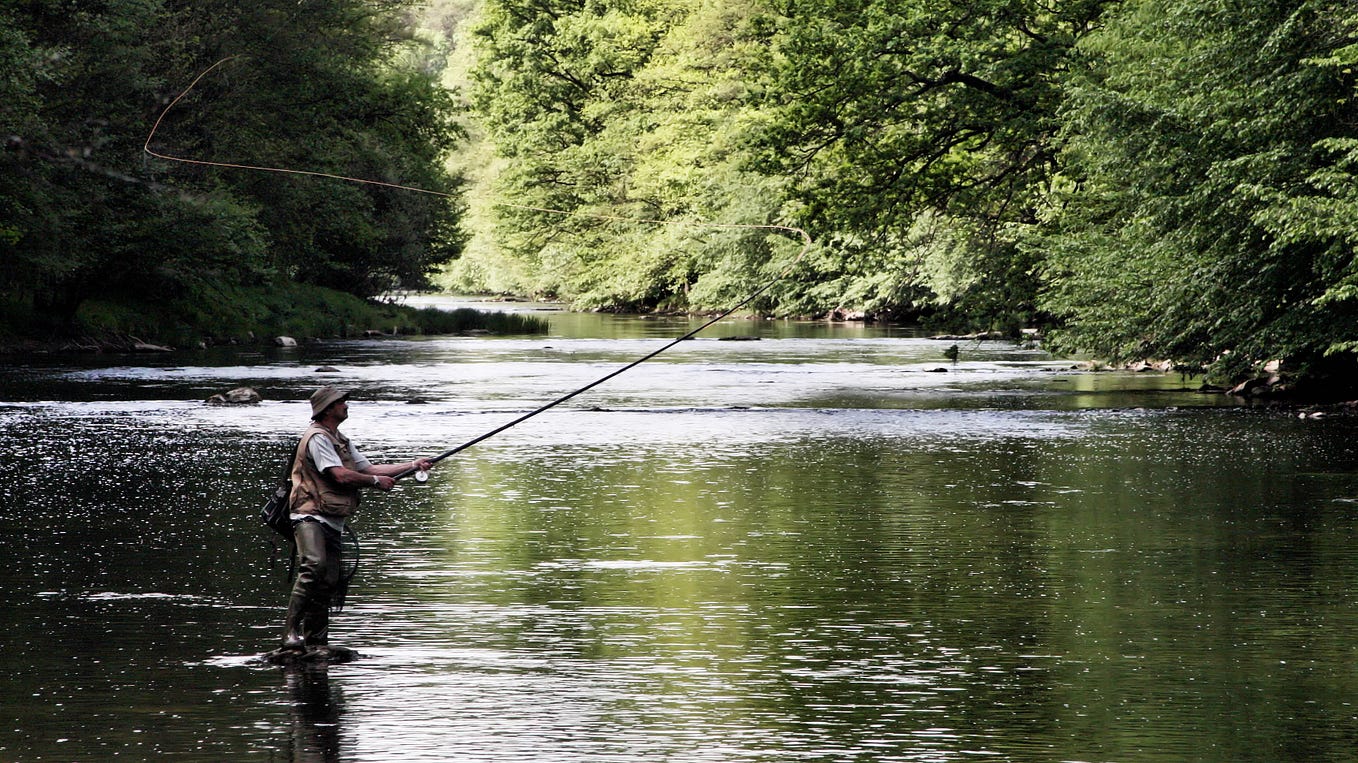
302, 597, 331, 650
280, 593, 308, 652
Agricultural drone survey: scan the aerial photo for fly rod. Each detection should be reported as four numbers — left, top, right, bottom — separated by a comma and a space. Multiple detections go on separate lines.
391, 252, 806, 483
146, 57, 815, 482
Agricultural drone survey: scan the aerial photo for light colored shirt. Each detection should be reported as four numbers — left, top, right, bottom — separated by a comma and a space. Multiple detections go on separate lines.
308, 432, 374, 473
291, 431, 374, 532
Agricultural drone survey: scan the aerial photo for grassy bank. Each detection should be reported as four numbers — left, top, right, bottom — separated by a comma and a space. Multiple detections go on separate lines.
0, 283, 548, 352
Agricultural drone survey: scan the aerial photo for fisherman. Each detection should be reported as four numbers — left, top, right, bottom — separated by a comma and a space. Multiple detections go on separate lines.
280, 385, 434, 654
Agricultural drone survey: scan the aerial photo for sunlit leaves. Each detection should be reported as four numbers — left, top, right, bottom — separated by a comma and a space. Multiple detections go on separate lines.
455, 0, 1355, 388
468, 0, 791, 311
1039, 0, 1358, 383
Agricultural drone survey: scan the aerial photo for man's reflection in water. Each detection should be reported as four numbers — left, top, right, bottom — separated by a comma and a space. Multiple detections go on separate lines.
285, 665, 344, 762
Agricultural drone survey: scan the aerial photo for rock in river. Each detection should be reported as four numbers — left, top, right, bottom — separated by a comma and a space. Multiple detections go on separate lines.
206, 386, 262, 405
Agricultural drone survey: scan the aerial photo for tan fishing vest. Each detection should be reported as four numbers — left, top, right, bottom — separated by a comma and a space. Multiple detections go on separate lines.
289, 423, 362, 518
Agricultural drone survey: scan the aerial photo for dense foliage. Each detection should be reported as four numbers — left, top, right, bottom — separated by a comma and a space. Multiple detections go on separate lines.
456, 0, 1105, 324
1, 0, 464, 344
753, 0, 1110, 328
458, 0, 1357, 390
460, 0, 792, 313
3, 0, 1355, 390
1037, 0, 1358, 389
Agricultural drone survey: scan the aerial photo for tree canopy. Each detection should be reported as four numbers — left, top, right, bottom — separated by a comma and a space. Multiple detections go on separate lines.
459, 0, 1357, 391
3, 0, 1355, 392
1, 0, 463, 343
1037, 0, 1358, 388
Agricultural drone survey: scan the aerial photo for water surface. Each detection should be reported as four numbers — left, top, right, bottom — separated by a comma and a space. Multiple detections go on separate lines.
1, 300, 1355, 762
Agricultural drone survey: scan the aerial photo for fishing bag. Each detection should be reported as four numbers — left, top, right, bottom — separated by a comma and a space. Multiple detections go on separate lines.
260, 483, 292, 537
260, 442, 298, 538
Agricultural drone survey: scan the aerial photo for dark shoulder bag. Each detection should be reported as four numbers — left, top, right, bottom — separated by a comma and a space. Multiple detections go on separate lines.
260, 441, 299, 538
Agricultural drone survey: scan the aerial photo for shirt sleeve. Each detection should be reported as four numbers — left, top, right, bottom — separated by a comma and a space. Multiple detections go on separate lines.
350, 445, 373, 471
308, 434, 344, 473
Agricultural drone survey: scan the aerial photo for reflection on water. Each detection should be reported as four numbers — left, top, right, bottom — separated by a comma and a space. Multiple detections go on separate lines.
1, 303, 1357, 761
286, 666, 344, 763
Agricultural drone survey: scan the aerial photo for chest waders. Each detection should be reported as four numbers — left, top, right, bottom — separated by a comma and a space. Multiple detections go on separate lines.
280, 429, 364, 653
282, 520, 340, 651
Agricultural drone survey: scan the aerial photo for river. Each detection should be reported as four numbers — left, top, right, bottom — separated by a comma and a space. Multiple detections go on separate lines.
1, 298, 1355, 762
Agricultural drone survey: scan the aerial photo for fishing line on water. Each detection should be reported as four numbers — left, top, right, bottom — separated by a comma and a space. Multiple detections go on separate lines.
145, 56, 815, 478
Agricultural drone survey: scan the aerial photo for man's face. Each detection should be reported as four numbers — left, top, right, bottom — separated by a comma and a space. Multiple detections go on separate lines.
331, 399, 349, 423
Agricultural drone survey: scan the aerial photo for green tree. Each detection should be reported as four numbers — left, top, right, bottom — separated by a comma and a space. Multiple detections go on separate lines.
150, 0, 466, 297
467, 0, 672, 303
755, 0, 1113, 327
467, 0, 810, 313
1, 0, 465, 340
1, 0, 195, 331
1037, 0, 1358, 390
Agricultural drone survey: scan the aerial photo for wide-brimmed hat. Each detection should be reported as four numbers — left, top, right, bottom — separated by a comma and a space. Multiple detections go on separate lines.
309, 385, 351, 419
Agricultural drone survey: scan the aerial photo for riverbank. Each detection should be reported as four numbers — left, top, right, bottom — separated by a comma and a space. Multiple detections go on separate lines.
0, 334, 176, 356
0, 288, 549, 356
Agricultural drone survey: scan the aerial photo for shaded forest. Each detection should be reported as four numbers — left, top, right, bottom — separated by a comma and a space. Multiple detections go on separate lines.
3, 0, 1356, 393
2, 0, 465, 345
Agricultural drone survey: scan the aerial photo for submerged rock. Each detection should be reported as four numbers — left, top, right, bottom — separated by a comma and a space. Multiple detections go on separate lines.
205, 386, 262, 405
